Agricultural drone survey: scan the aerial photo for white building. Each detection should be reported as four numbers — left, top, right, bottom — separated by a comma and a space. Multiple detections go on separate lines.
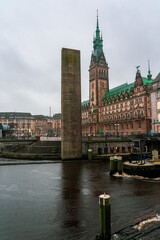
151, 73, 160, 133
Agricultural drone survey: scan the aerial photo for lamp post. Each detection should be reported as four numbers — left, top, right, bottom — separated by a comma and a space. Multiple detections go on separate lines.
105, 132, 109, 154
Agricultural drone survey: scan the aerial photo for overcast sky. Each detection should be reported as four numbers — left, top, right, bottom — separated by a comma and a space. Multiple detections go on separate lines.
0, 0, 160, 116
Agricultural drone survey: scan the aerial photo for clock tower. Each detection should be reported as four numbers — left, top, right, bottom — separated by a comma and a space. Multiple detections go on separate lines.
89, 12, 109, 108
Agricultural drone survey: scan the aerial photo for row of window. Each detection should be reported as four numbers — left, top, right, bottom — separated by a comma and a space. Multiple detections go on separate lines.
102, 98, 143, 111
105, 122, 141, 131
102, 111, 144, 120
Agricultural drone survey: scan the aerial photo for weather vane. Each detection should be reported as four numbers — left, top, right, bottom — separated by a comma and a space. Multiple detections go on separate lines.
97, 9, 98, 18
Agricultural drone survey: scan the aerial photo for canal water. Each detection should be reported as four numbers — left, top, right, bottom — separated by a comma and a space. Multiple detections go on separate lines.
0, 161, 160, 240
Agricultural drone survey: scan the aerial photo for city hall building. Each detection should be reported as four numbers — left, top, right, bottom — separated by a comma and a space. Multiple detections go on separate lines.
82, 15, 155, 136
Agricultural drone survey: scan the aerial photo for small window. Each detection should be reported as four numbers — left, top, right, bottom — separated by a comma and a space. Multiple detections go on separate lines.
157, 91, 160, 98
139, 122, 141, 128
157, 101, 160, 109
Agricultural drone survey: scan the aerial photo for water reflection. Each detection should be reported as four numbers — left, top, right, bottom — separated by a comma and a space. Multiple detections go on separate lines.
0, 162, 160, 240
61, 162, 82, 228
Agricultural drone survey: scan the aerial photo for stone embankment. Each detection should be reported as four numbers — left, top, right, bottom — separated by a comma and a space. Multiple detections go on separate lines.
0, 140, 61, 161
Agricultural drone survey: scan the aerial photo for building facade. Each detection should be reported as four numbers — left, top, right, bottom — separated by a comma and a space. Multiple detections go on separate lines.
52, 113, 61, 136
0, 112, 53, 137
31, 115, 53, 136
150, 73, 160, 133
82, 15, 154, 136
0, 112, 33, 137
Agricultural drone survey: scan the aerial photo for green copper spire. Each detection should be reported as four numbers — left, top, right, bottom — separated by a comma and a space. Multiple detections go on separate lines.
147, 60, 152, 80
96, 9, 100, 39
93, 10, 103, 62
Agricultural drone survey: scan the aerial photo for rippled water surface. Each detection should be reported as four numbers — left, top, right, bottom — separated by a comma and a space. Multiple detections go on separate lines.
0, 161, 160, 240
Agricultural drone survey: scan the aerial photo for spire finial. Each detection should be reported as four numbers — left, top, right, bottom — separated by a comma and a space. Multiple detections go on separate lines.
148, 60, 150, 72
96, 9, 100, 38
96, 9, 99, 30
147, 60, 152, 80
136, 65, 140, 73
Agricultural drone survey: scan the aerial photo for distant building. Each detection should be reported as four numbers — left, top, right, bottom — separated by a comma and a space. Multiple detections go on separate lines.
31, 115, 53, 136
0, 112, 54, 137
81, 14, 154, 136
0, 112, 33, 137
150, 73, 160, 133
53, 113, 61, 136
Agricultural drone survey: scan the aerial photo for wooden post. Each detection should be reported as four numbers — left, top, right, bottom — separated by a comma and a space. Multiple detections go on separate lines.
99, 193, 111, 240
88, 149, 92, 160
117, 156, 123, 175
110, 157, 115, 175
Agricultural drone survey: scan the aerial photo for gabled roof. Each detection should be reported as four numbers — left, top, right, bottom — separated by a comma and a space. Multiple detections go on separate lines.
104, 82, 134, 100
0, 112, 32, 118
153, 73, 160, 83
53, 113, 61, 119
104, 77, 153, 101
81, 100, 89, 106
81, 100, 89, 110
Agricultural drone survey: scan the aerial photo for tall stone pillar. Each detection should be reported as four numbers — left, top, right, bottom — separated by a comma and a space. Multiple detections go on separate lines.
61, 48, 82, 160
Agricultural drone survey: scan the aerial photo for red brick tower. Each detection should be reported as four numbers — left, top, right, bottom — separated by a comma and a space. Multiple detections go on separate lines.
89, 11, 109, 108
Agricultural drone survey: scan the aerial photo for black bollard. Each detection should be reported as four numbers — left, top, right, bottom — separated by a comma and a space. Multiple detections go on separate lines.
99, 193, 111, 240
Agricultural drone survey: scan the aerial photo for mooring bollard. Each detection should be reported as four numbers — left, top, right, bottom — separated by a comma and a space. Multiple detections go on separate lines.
110, 157, 115, 175
88, 149, 92, 160
117, 156, 123, 175
114, 156, 118, 173
99, 193, 111, 240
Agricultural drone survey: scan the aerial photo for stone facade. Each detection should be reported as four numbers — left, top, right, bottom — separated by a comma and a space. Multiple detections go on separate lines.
82, 140, 133, 155
61, 48, 82, 159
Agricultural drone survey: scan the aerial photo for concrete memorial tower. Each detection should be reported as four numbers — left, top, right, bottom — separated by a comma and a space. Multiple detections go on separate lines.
61, 48, 82, 160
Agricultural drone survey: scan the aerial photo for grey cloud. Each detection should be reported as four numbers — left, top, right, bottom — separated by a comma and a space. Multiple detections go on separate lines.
0, 0, 159, 115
